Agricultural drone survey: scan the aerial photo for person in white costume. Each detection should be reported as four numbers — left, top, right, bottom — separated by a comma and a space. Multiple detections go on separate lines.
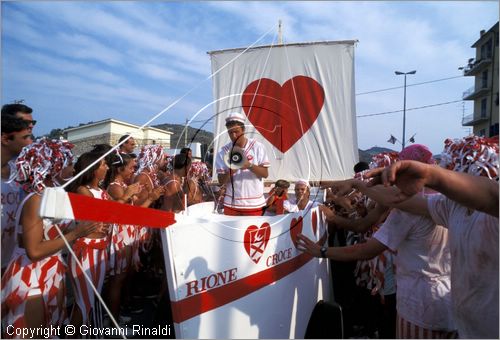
216, 112, 270, 216
284, 179, 319, 213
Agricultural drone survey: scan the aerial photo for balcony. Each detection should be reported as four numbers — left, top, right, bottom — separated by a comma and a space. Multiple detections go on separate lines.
463, 55, 492, 76
462, 83, 490, 100
462, 112, 490, 126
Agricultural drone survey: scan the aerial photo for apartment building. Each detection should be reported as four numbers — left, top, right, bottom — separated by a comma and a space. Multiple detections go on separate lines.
65, 118, 172, 155
461, 22, 499, 137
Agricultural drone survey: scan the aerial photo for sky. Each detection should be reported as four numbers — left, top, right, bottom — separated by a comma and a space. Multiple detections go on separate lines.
2, 1, 498, 155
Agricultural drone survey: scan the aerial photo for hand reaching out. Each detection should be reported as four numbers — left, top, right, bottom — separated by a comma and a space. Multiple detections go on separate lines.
318, 204, 335, 221
365, 161, 431, 199
296, 234, 321, 257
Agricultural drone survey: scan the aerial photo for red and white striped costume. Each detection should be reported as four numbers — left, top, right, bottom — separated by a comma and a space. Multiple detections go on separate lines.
107, 181, 136, 275
136, 173, 155, 254
397, 315, 458, 339
68, 187, 109, 326
108, 181, 137, 246
1, 193, 71, 334
135, 145, 164, 256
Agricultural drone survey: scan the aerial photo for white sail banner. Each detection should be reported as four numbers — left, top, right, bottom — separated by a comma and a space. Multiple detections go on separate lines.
209, 41, 358, 182
161, 205, 331, 338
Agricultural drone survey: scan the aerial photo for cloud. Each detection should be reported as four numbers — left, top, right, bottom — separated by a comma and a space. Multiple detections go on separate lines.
2, 1, 497, 155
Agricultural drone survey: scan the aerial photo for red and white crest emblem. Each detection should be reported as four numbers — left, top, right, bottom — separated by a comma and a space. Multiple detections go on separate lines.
244, 223, 271, 264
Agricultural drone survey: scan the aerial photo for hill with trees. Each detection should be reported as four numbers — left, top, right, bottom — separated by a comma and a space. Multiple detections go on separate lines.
40, 122, 397, 162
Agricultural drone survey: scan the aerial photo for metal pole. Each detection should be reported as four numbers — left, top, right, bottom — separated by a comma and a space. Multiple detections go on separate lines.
278, 20, 283, 44
185, 118, 188, 147
402, 74, 407, 150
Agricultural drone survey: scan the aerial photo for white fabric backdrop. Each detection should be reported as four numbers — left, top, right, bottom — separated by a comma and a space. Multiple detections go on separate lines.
209, 41, 358, 182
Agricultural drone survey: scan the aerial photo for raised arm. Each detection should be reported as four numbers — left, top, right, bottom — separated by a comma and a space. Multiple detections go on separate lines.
331, 203, 390, 233
367, 160, 499, 217
329, 178, 430, 217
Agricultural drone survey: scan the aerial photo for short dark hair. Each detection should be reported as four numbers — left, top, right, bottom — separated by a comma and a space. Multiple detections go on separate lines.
353, 161, 370, 173
91, 144, 112, 153
225, 121, 245, 130
275, 179, 290, 189
119, 134, 132, 144
1, 103, 33, 118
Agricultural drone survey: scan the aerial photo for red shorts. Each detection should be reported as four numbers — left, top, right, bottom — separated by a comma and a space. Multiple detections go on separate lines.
223, 206, 264, 216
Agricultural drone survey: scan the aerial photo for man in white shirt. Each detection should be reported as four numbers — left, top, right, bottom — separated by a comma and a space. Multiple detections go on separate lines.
284, 179, 318, 213
1, 114, 33, 273
215, 112, 270, 216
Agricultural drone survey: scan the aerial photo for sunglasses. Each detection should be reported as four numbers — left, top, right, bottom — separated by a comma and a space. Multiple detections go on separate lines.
2, 117, 33, 131
24, 120, 37, 126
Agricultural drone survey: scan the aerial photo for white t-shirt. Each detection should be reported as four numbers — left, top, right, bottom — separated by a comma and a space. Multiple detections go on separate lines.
374, 206, 454, 330
283, 199, 319, 213
1, 164, 23, 269
216, 138, 270, 210
428, 195, 499, 339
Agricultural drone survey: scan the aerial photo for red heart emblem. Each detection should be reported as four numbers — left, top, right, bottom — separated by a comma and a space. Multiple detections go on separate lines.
242, 76, 325, 153
244, 223, 271, 264
312, 211, 318, 235
289, 216, 304, 248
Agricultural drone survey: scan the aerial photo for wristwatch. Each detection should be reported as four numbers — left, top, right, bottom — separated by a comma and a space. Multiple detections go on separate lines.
320, 246, 328, 258
248, 163, 254, 170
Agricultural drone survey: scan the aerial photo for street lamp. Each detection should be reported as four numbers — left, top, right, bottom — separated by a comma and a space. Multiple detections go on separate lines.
395, 70, 416, 150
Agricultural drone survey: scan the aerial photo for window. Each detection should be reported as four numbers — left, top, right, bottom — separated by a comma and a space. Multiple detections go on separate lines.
486, 39, 492, 58
479, 128, 486, 137
481, 98, 487, 117
481, 39, 493, 58
489, 123, 499, 137
481, 70, 488, 88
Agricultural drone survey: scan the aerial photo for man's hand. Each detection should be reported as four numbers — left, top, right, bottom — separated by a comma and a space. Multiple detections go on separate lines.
241, 157, 252, 170
328, 179, 362, 196
365, 160, 431, 199
296, 233, 321, 257
318, 204, 335, 221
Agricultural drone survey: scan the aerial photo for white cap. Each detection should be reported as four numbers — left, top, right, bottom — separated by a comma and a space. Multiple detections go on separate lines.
225, 112, 246, 124
295, 179, 310, 187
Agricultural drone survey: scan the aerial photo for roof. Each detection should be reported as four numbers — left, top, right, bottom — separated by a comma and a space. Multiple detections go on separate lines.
64, 118, 173, 135
471, 21, 499, 48
207, 40, 358, 55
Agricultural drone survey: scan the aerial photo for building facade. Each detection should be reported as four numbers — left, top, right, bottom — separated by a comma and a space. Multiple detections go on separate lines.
461, 22, 499, 137
65, 118, 172, 155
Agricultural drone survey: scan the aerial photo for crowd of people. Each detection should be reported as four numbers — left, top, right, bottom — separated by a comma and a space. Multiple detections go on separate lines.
1, 104, 498, 339
297, 138, 499, 339
0, 103, 216, 338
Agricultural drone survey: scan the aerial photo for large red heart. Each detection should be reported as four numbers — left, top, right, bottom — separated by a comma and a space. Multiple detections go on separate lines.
242, 76, 325, 153
244, 223, 271, 264
289, 216, 304, 248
